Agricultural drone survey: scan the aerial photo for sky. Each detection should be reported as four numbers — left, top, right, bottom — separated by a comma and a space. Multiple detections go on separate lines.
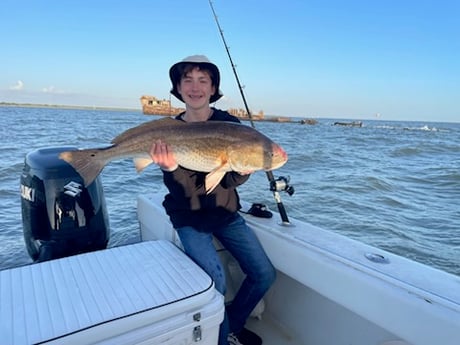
1, 0, 459, 122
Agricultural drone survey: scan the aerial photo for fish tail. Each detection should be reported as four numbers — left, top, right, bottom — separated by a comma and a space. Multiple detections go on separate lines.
59, 149, 107, 187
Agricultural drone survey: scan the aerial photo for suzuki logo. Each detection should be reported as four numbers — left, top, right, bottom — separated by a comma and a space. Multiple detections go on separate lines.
20, 184, 35, 202
64, 181, 83, 197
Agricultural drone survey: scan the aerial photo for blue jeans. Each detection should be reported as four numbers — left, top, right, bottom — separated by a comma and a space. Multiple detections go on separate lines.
176, 213, 276, 345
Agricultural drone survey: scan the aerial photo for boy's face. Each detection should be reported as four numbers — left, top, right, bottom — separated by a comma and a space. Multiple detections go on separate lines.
178, 67, 216, 108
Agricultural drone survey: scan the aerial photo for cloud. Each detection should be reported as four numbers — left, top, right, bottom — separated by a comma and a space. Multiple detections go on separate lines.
42, 86, 56, 93
42, 86, 65, 94
9, 80, 24, 90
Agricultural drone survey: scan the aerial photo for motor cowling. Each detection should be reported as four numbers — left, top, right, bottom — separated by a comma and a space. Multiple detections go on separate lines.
20, 147, 110, 262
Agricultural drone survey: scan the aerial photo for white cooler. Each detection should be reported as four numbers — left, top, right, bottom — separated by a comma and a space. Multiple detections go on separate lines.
0, 240, 224, 345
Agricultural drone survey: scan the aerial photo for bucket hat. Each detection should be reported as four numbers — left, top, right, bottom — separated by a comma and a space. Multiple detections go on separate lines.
169, 55, 223, 103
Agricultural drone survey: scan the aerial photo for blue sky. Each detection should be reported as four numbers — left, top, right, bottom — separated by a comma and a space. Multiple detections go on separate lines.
1, 0, 459, 122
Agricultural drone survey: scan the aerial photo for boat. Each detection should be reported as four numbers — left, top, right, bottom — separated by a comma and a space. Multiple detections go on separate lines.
333, 121, 363, 127
138, 194, 460, 345
2, 147, 460, 344
300, 118, 318, 125
140, 95, 184, 116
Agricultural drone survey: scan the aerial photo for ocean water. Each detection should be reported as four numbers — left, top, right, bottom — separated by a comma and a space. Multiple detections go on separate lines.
1, 106, 459, 276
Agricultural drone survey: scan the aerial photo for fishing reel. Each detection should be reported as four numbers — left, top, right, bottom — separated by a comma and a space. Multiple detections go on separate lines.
270, 176, 295, 196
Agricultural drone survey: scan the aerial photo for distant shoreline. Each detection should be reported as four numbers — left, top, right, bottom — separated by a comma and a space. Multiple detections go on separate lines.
0, 102, 307, 123
3, 102, 454, 124
0, 102, 141, 112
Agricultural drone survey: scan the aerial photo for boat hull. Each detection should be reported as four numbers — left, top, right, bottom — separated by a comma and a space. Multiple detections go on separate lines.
138, 193, 460, 345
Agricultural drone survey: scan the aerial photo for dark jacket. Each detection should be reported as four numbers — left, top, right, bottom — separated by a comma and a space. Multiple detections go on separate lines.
162, 108, 249, 232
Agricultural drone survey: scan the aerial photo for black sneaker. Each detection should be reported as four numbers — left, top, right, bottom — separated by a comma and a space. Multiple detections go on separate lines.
235, 328, 262, 345
228, 333, 243, 345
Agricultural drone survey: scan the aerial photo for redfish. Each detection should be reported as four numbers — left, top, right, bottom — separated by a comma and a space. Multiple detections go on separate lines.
59, 117, 287, 193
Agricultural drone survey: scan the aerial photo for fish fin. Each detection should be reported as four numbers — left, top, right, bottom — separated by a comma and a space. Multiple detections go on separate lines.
205, 166, 228, 194
134, 157, 153, 172
59, 149, 107, 187
111, 117, 183, 144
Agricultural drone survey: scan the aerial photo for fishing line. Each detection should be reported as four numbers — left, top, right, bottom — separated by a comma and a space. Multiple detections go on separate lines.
208, 0, 293, 224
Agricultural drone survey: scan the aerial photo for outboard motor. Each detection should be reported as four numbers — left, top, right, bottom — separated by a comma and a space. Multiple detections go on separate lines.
20, 147, 110, 262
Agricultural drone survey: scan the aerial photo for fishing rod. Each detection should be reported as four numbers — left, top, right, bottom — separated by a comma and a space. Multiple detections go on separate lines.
208, 0, 294, 224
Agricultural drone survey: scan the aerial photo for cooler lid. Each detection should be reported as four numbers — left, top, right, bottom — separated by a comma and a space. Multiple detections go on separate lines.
0, 240, 215, 344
